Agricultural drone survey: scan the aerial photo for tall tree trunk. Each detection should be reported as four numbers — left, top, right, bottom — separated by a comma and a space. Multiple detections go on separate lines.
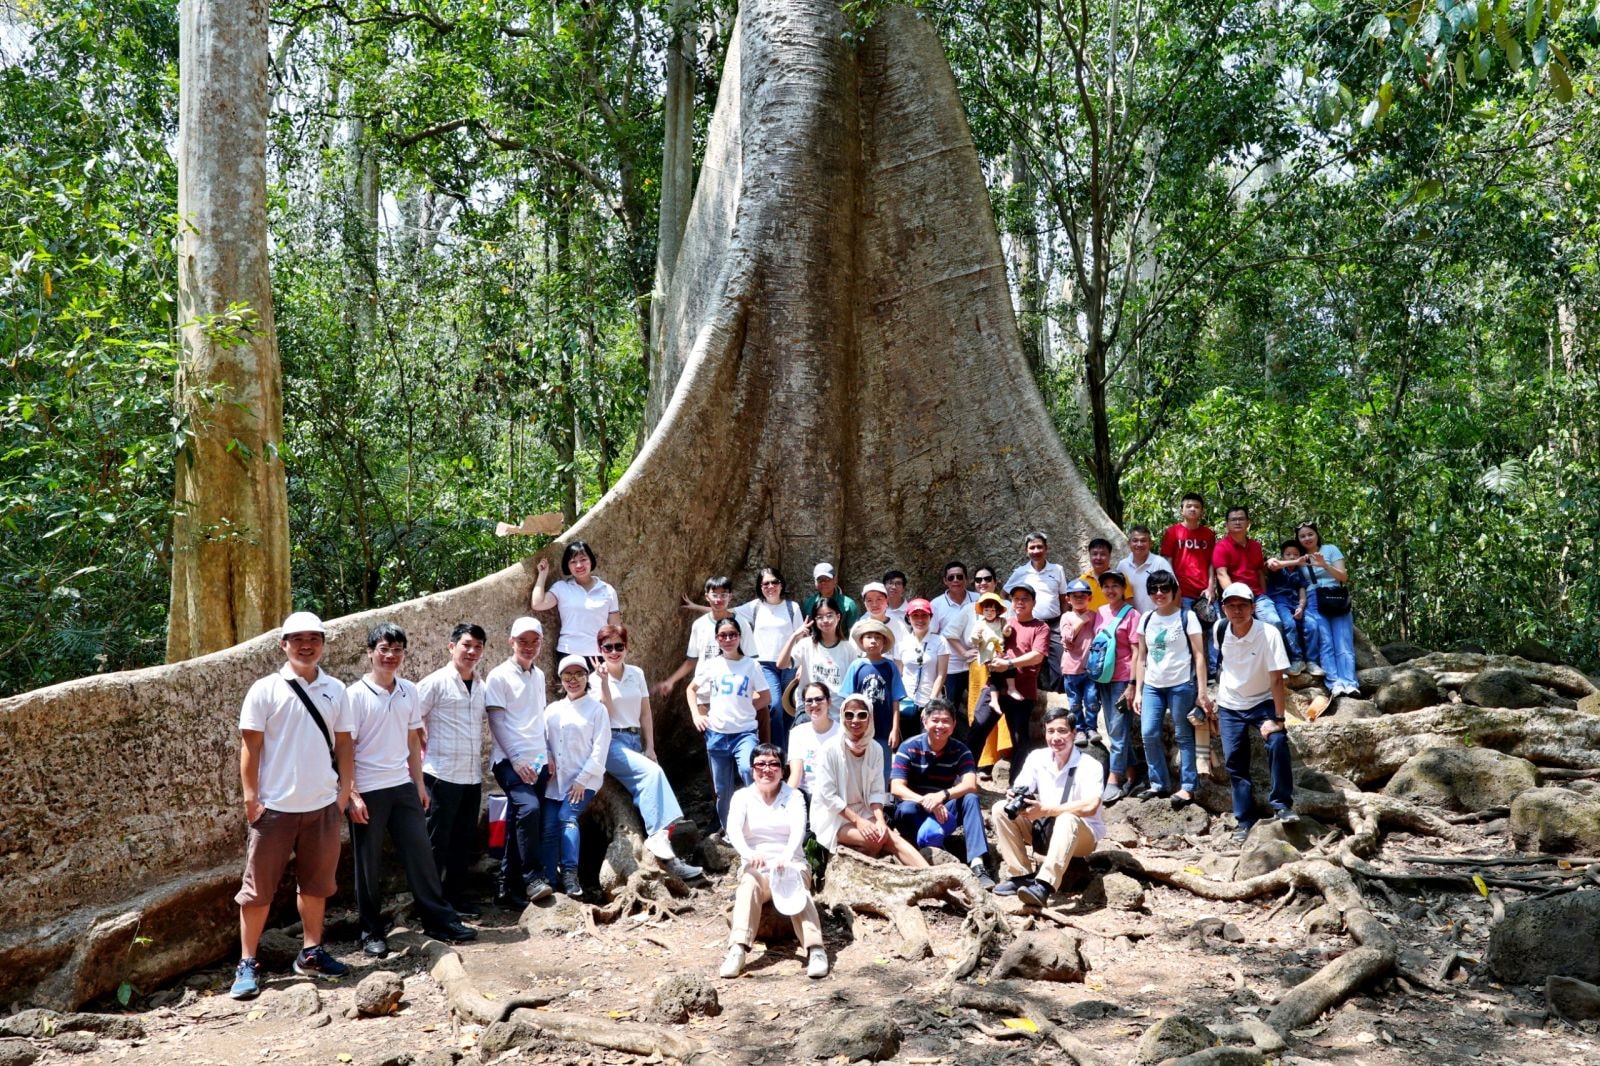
1008, 140, 1047, 380
643, 0, 698, 435
167, 0, 291, 661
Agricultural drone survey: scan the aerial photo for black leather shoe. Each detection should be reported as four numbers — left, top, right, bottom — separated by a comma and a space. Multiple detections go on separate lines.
424, 921, 479, 944
495, 886, 530, 909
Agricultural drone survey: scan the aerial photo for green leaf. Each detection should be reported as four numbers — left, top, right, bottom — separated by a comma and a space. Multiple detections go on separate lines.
1363, 14, 1392, 43
116, 982, 133, 1007
1549, 63, 1574, 102
1526, 0, 1544, 42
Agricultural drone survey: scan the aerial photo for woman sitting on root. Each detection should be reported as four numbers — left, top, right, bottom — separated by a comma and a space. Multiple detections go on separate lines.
720, 743, 828, 980
811, 693, 927, 867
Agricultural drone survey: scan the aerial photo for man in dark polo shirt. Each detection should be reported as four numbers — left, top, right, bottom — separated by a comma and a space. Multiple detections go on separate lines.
889, 699, 994, 888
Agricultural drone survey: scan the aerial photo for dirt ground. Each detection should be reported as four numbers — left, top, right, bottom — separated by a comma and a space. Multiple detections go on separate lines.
18, 774, 1599, 1066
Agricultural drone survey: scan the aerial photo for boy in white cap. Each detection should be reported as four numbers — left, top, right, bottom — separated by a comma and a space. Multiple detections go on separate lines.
231, 612, 353, 999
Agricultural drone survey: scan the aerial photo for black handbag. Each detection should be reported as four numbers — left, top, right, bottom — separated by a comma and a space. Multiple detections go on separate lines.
1316, 583, 1352, 617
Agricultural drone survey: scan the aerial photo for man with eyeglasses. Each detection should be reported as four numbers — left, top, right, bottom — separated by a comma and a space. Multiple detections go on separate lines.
889, 699, 995, 888
1077, 538, 1116, 611
930, 561, 979, 722
1211, 506, 1286, 649
483, 617, 556, 908
419, 623, 490, 916
1211, 583, 1296, 842
1007, 532, 1071, 693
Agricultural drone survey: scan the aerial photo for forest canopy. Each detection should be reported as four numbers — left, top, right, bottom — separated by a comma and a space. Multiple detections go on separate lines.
1, 0, 1597, 696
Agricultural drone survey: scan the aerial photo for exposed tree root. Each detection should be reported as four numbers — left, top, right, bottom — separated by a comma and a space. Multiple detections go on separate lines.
423, 939, 720, 1064
817, 848, 1010, 974
944, 980, 1108, 1066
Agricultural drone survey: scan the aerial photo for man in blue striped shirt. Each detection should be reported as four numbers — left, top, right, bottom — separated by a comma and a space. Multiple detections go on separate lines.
889, 699, 994, 888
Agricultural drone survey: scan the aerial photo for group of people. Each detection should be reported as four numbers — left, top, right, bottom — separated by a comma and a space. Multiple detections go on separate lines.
228, 495, 1357, 994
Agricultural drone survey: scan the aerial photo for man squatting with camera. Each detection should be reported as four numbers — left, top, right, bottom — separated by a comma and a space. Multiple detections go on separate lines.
989, 705, 1107, 909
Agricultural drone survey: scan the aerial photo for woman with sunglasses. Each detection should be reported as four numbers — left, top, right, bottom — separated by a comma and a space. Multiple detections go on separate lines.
720, 743, 828, 979
776, 602, 852, 720
811, 694, 927, 866
590, 624, 703, 880
541, 655, 612, 897
1130, 571, 1209, 808
732, 567, 805, 753
787, 681, 841, 804
530, 541, 620, 657
691, 616, 771, 831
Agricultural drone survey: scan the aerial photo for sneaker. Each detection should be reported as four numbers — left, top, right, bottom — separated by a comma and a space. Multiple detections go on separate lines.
992, 876, 1032, 896
292, 945, 350, 979
1073, 732, 1089, 749
423, 921, 478, 944
1016, 880, 1050, 908
718, 944, 746, 979
1291, 660, 1307, 675
1307, 662, 1326, 678
526, 876, 555, 902
1277, 809, 1300, 826
659, 854, 704, 881
969, 860, 996, 890
1230, 825, 1250, 844
230, 957, 261, 1000
560, 870, 583, 898
806, 946, 830, 979
1101, 781, 1127, 805
359, 934, 388, 959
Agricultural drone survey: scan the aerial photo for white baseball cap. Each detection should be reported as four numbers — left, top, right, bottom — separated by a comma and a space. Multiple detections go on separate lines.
861, 581, 888, 598
510, 616, 543, 638
770, 863, 809, 916
813, 562, 836, 580
280, 611, 326, 636
1221, 582, 1255, 602
557, 654, 590, 675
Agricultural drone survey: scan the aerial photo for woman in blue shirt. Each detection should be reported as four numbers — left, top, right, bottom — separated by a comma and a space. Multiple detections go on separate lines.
1295, 523, 1358, 698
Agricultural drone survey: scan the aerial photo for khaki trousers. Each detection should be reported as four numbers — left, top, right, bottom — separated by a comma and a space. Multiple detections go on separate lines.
730, 867, 823, 949
992, 804, 1096, 890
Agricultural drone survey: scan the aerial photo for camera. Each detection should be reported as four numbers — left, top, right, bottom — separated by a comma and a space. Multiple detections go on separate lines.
1002, 784, 1037, 820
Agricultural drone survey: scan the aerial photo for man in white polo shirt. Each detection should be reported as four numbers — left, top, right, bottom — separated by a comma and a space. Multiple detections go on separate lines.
419, 622, 489, 915
347, 622, 477, 956
1005, 532, 1070, 692
1116, 525, 1175, 615
231, 611, 353, 1000
1212, 582, 1296, 842
484, 617, 556, 907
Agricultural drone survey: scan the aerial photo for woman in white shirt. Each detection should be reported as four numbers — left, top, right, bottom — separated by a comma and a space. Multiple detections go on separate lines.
734, 567, 805, 753
529, 541, 621, 656
719, 743, 827, 979
591, 624, 701, 881
894, 598, 949, 742
786, 682, 841, 800
692, 617, 771, 831
541, 656, 611, 898
776, 602, 852, 722
1130, 571, 1209, 809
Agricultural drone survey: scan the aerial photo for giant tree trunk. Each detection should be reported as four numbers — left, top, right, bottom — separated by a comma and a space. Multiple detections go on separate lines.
0, 0, 1116, 1008
167, 0, 291, 661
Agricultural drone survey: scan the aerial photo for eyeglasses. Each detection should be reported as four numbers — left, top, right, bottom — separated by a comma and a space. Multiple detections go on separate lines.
715, 631, 742, 640
842, 711, 871, 721
760, 580, 781, 587
600, 642, 626, 652
802, 695, 828, 705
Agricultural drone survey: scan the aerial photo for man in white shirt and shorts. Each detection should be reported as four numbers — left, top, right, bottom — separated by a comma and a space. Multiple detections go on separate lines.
231, 612, 353, 999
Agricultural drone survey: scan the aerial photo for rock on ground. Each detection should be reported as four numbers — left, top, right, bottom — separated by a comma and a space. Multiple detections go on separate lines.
281, 982, 321, 1018
1328, 696, 1381, 719
255, 928, 303, 970
1484, 892, 1600, 984
1113, 797, 1211, 839
1383, 747, 1539, 812
1102, 872, 1147, 911
49, 1032, 96, 1054
1137, 1013, 1216, 1063
353, 970, 404, 1017
794, 1009, 902, 1061
989, 932, 1088, 983
1510, 787, 1600, 854
646, 973, 721, 1023
1460, 667, 1548, 710
1546, 976, 1600, 1023
1169, 1049, 1265, 1066
0, 1038, 39, 1066
1374, 669, 1441, 714
1379, 642, 1429, 665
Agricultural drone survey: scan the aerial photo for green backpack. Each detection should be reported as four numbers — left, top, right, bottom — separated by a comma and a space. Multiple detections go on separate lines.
1085, 605, 1132, 683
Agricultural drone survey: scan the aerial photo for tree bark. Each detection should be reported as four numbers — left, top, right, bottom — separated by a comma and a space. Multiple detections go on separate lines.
168, 0, 292, 661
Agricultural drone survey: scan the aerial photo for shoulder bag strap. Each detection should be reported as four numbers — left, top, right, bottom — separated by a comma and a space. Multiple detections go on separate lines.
286, 678, 338, 772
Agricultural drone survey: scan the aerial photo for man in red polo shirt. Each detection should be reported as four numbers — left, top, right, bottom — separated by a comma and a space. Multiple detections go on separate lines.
1211, 505, 1285, 640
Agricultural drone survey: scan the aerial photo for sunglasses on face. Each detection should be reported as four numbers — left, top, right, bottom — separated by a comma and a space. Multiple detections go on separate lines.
760, 580, 781, 587
974, 575, 994, 583
752, 761, 783, 770
842, 711, 871, 721
802, 695, 828, 705
716, 631, 742, 640
601, 642, 626, 652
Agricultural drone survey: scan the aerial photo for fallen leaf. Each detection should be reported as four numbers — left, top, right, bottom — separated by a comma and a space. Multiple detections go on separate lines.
1184, 866, 1206, 876
246, 1010, 265, 1021
1003, 1018, 1038, 1033
607, 1010, 632, 1019
1472, 874, 1489, 897
337, 1056, 353, 1063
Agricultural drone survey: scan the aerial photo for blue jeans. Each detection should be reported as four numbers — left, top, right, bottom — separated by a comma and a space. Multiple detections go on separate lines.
1185, 596, 1216, 673
492, 760, 546, 891
891, 794, 988, 863
758, 662, 796, 754
606, 731, 683, 836
705, 729, 757, 830
1308, 590, 1358, 692
539, 786, 596, 881
1062, 673, 1096, 734
1269, 593, 1311, 662
1140, 681, 1198, 793
1216, 699, 1294, 826
1096, 679, 1133, 775
943, 672, 971, 744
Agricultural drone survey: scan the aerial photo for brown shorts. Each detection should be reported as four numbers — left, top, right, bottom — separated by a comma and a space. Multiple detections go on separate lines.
234, 803, 342, 905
